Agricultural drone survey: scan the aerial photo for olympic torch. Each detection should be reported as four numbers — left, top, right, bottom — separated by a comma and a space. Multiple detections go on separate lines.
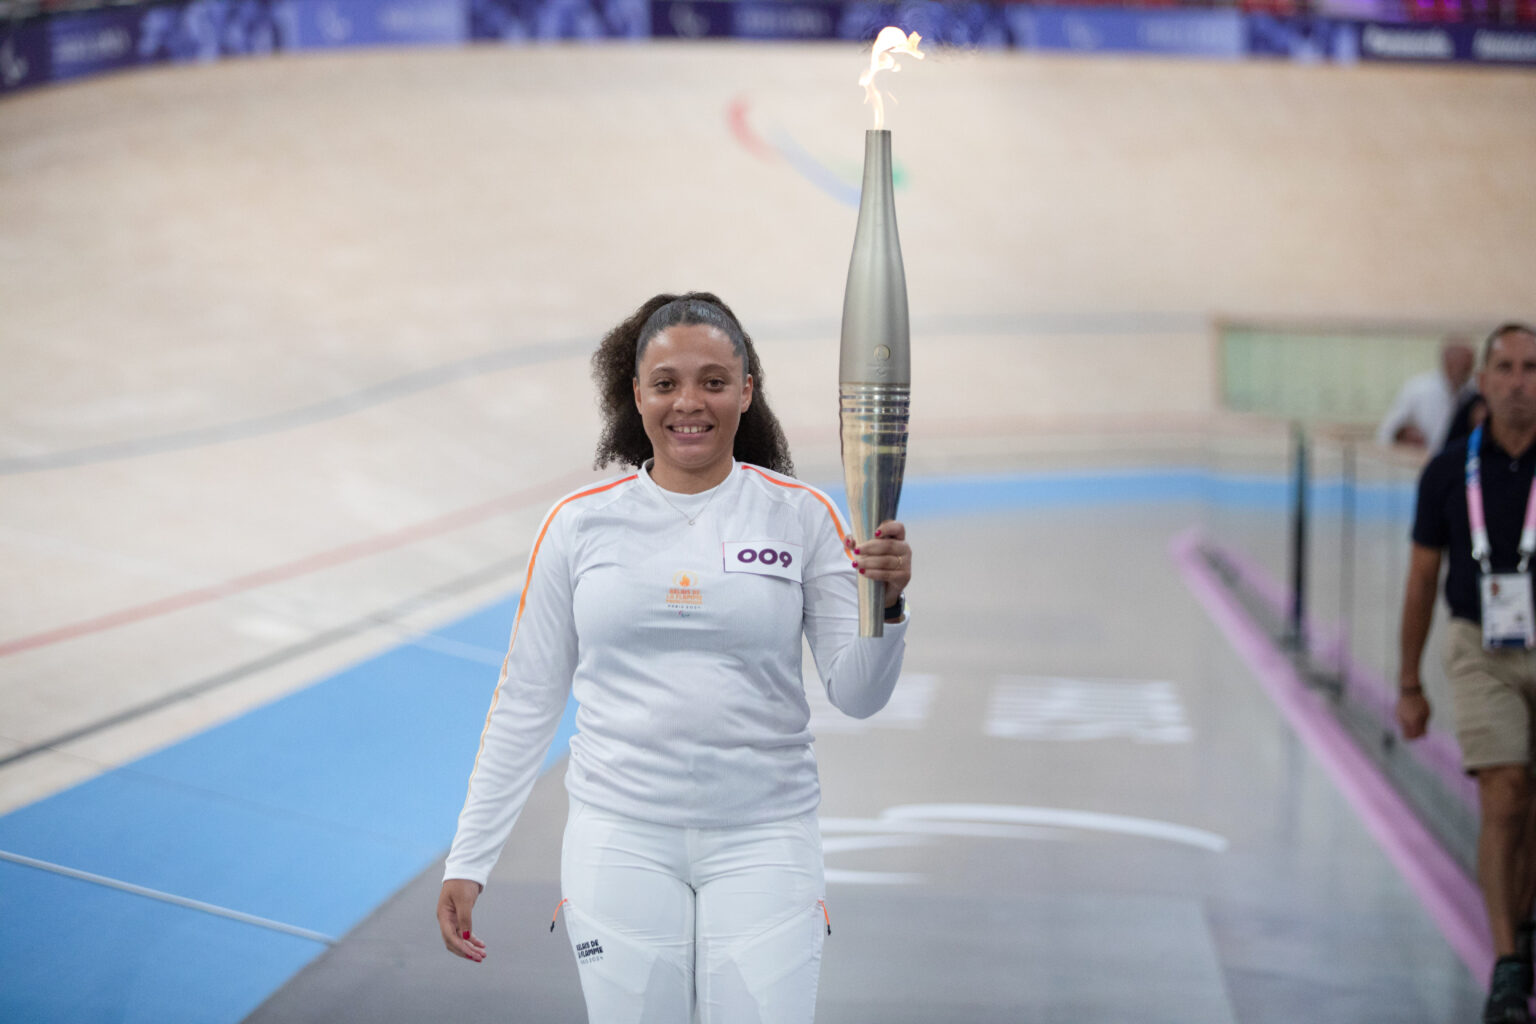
840, 28, 921, 637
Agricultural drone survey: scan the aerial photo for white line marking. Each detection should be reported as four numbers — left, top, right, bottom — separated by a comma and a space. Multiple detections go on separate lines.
878, 804, 1228, 853
820, 834, 930, 855
0, 848, 337, 945
986, 676, 1193, 744
820, 819, 1071, 843
824, 869, 925, 885
816, 804, 1227, 887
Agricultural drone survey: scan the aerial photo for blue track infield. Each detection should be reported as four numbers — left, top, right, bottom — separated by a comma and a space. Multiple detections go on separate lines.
0, 466, 1410, 1023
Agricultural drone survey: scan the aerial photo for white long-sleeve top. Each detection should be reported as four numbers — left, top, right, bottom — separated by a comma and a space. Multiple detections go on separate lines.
443, 460, 908, 887
1376, 370, 1467, 451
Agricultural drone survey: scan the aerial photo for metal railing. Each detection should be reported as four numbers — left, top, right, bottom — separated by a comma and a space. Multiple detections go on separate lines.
1201, 418, 1478, 873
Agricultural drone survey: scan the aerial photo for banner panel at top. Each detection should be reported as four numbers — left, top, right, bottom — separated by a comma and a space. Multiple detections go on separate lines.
841, 1, 1013, 47
274, 0, 468, 48
1246, 15, 1361, 62
1465, 26, 1536, 63
1355, 21, 1536, 63
0, 18, 51, 94
729, 1, 839, 41
649, 0, 1017, 45
1357, 21, 1460, 60
4, 0, 1534, 98
649, 1, 732, 38
136, 1, 293, 63
469, 0, 650, 41
1009, 6, 1246, 57
44, 8, 150, 83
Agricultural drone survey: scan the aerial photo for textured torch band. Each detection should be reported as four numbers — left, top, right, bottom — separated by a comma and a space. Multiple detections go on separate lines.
839, 381, 911, 637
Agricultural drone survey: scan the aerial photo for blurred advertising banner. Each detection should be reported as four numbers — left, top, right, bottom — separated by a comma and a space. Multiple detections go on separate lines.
23, 7, 144, 84
274, 0, 469, 48
1353, 21, 1536, 61
1249, 14, 1536, 62
647, 1, 1015, 45
1008, 6, 1246, 56
0, 17, 49, 92
2, 0, 1533, 96
469, 0, 650, 40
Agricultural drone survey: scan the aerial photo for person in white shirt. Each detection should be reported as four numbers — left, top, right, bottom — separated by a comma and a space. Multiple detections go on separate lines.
1377, 338, 1476, 451
435, 292, 913, 1023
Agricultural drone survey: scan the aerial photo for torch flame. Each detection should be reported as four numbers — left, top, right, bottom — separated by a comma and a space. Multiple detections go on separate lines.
859, 27, 924, 131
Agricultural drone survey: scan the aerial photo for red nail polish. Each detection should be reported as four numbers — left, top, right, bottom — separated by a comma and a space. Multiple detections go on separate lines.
463, 931, 471, 940
854, 547, 861, 555
875, 530, 883, 537
850, 561, 858, 568
859, 568, 866, 574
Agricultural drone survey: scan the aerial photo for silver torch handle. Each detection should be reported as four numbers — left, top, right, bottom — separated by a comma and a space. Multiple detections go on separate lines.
839, 129, 911, 638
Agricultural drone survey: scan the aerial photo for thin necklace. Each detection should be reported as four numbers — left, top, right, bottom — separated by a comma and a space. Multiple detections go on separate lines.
654, 475, 725, 526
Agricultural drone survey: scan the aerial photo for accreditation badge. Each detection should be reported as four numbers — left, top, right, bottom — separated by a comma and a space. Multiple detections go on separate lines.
1480, 573, 1536, 649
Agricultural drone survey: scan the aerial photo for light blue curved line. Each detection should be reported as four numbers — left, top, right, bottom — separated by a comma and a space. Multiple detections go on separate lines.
769, 126, 862, 208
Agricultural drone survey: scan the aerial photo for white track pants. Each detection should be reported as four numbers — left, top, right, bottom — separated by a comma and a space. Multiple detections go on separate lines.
559, 797, 827, 1024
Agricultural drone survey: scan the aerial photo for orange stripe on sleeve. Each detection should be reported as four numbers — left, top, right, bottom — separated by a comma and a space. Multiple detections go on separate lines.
463, 474, 637, 799
739, 464, 855, 563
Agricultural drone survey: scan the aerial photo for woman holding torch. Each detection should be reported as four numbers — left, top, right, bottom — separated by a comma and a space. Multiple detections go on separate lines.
436, 292, 912, 1022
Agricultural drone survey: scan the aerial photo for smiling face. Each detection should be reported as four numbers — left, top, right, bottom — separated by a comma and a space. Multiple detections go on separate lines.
633, 323, 753, 493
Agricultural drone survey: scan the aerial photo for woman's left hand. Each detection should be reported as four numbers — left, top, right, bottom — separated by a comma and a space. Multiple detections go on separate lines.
846, 520, 911, 607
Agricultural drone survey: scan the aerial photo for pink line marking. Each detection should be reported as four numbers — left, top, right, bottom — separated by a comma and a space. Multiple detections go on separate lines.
0, 468, 599, 659
1171, 528, 1492, 986
1213, 542, 1477, 808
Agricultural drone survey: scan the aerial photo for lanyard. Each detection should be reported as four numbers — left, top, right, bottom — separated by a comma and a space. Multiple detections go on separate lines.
1466, 424, 1536, 574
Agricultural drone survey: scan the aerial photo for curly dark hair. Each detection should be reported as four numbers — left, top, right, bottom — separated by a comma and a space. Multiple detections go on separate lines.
592, 292, 794, 477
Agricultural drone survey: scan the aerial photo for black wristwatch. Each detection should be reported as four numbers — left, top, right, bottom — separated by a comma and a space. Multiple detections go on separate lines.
884, 593, 905, 623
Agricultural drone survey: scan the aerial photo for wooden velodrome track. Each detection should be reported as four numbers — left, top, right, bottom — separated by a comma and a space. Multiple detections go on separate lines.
0, 40, 1533, 1023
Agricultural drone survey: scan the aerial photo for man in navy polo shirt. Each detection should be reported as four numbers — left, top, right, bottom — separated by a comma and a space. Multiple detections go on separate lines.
1399, 322, 1536, 1024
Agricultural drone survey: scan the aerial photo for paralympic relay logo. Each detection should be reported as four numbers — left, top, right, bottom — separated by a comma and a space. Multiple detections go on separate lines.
666, 570, 703, 613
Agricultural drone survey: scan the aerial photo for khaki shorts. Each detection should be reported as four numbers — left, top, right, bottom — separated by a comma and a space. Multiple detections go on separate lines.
1444, 618, 1536, 774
